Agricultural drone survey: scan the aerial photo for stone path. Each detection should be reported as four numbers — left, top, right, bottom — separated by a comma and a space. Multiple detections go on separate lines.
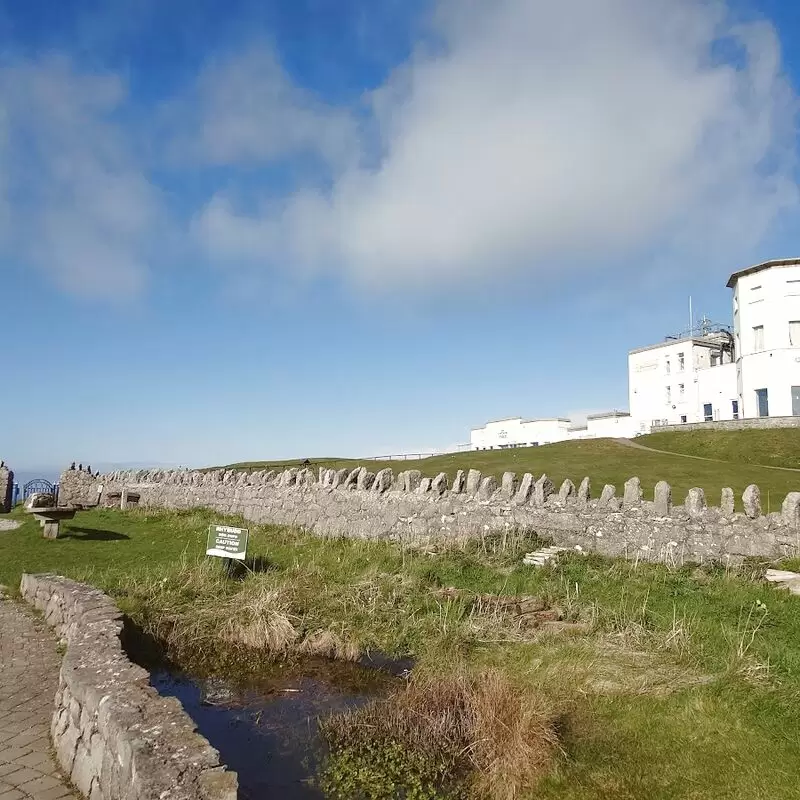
0, 522, 21, 532
0, 598, 75, 800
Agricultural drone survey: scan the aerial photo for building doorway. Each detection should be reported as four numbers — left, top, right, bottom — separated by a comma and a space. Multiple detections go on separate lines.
756, 388, 769, 417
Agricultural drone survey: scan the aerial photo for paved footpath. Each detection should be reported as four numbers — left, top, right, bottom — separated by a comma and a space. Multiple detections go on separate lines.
0, 596, 75, 800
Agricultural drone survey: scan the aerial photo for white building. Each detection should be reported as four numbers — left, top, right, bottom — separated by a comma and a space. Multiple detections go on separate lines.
471, 417, 573, 449
471, 258, 800, 449
470, 411, 638, 450
729, 258, 800, 418
628, 330, 736, 430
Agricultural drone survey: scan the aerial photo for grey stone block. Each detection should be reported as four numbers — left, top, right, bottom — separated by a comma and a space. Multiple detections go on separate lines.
721, 487, 735, 517
466, 469, 482, 496
577, 477, 591, 506
478, 476, 497, 500
500, 472, 517, 499
781, 492, 800, 527
653, 481, 671, 516
558, 479, 576, 503
685, 488, 706, 518
514, 473, 534, 504
743, 484, 761, 519
533, 474, 554, 507
431, 473, 448, 496
623, 477, 642, 508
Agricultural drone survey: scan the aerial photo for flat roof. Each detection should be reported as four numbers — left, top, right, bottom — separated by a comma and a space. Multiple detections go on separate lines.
474, 416, 571, 429
587, 410, 630, 420
629, 336, 727, 355
726, 258, 800, 288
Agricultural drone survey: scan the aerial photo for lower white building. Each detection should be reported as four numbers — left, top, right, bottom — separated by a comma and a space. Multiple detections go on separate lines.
470, 411, 638, 449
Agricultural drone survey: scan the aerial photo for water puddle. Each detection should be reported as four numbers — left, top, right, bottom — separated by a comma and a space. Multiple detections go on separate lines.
150, 658, 402, 800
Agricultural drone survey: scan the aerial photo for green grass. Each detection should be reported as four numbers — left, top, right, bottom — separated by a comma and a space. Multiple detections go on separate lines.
2, 505, 800, 798
640, 428, 800, 470
219, 437, 800, 510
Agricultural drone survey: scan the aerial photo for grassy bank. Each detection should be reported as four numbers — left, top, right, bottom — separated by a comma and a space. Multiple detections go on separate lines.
218, 437, 800, 509
2, 505, 800, 798
640, 428, 800, 469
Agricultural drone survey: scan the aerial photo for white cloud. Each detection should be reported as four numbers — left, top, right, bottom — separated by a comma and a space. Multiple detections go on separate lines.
0, 56, 161, 298
193, 0, 798, 290
169, 42, 360, 170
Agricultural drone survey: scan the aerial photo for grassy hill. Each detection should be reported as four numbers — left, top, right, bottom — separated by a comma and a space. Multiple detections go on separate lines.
219, 435, 800, 511
639, 428, 800, 470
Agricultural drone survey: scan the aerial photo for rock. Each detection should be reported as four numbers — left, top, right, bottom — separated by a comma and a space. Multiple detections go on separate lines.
533, 474, 554, 506
451, 470, 466, 494
653, 481, 672, 516
417, 477, 432, 493
331, 468, 349, 488
357, 470, 376, 491
743, 484, 761, 519
501, 472, 517, 499
406, 470, 422, 492
373, 469, 394, 493
466, 469, 482, 496
478, 476, 497, 500
781, 492, 800, 527
514, 473, 535, 504
577, 477, 591, 507
623, 477, 642, 508
598, 484, 616, 509
720, 487, 735, 517
431, 473, 449, 496
344, 468, 362, 490
558, 479, 576, 503
764, 569, 800, 596
685, 488, 706, 518
25, 493, 56, 509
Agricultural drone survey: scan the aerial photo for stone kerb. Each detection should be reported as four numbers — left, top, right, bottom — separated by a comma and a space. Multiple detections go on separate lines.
19, 574, 237, 800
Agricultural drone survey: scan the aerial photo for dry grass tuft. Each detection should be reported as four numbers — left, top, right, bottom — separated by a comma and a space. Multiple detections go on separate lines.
219, 584, 299, 652
322, 669, 559, 799
298, 629, 360, 661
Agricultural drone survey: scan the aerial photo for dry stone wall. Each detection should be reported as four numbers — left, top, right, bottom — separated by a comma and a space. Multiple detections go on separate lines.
20, 574, 237, 800
59, 464, 800, 564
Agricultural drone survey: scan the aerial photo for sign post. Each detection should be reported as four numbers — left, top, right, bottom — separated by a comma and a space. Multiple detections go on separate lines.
206, 524, 249, 575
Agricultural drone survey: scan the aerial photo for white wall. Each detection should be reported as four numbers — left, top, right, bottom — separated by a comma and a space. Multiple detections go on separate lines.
695, 362, 737, 421
629, 337, 736, 430
585, 415, 639, 438
471, 417, 572, 449
734, 264, 800, 418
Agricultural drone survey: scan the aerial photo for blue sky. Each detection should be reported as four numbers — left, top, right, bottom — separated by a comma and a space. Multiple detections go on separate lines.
2, 0, 800, 471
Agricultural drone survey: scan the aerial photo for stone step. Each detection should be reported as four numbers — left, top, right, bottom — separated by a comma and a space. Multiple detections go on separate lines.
522, 546, 567, 567
764, 568, 800, 596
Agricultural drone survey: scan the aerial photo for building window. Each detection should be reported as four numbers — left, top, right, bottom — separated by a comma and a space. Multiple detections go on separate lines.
703, 403, 713, 422
665, 358, 671, 374
678, 383, 685, 399
790, 321, 800, 347
732, 400, 739, 420
678, 352, 685, 371
756, 388, 769, 417
793, 387, 800, 417
710, 352, 719, 367
680, 415, 687, 423
753, 325, 764, 352
666, 386, 671, 404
